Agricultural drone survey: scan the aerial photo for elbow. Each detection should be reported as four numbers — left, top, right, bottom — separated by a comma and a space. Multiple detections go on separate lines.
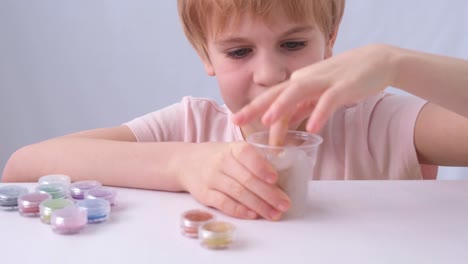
2, 145, 35, 182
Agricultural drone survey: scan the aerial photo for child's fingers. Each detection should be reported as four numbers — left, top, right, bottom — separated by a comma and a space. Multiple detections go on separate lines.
231, 143, 278, 184
224, 145, 291, 211
233, 82, 286, 125
307, 87, 343, 133
204, 189, 258, 219
262, 79, 326, 126
268, 116, 290, 146
213, 175, 283, 221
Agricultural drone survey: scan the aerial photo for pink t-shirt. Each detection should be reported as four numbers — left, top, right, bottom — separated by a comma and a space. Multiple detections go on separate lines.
124, 94, 437, 180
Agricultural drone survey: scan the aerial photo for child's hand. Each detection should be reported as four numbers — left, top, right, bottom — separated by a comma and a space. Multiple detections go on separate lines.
179, 142, 290, 221
233, 44, 397, 133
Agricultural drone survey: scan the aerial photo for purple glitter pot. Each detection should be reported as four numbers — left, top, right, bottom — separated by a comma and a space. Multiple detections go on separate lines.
18, 192, 52, 217
69, 180, 102, 200
51, 205, 87, 234
85, 187, 117, 207
0, 185, 28, 211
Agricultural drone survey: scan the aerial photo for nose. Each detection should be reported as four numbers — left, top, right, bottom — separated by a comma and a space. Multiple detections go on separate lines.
252, 53, 288, 87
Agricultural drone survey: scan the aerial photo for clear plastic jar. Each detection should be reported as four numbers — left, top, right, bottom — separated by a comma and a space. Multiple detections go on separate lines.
39, 198, 74, 224
199, 221, 235, 249
180, 209, 214, 238
85, 187, 116, 206
18, 192, 52, 216
51, 205, 87, 234
0, 185, 28, 211
36, 183, 69, 199
77, 198, 110, 223
69, 180, 102, 200
38, 174, 71, 187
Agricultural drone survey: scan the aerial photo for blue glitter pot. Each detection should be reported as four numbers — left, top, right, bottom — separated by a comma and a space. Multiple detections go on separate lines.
0, 185, 28, 211
69, 180, 102, 200
77, 198, 110, 223
36, 183, 69, 199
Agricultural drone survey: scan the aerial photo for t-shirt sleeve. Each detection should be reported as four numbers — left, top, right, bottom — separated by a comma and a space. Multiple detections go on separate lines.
364, 93, 432, 179
123, 99, 187, 142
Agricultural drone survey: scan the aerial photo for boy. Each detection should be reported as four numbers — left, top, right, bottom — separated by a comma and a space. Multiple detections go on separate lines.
3, 1, 468, 221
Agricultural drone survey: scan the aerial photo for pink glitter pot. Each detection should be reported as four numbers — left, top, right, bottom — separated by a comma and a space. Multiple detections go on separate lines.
180, 209, 214, 238
51, 205, 87, 234
85, 187, 117, 207
69, 180, 102, 200
18, 192, 52, 217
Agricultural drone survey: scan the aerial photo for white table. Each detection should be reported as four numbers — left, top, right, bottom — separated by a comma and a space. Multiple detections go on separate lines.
1, 181, 467, 264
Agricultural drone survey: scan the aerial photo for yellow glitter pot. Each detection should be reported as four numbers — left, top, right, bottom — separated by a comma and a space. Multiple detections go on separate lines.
199, 221, 235, 249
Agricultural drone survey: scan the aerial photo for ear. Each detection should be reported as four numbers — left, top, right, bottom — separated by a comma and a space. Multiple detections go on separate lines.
200, 54, 216, 76
324, 25, 340, 59
203, 60, 216, 76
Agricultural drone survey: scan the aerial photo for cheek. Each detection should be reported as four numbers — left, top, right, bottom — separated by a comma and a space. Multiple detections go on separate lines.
216, 70, 252, 111
292, 48, 326, 70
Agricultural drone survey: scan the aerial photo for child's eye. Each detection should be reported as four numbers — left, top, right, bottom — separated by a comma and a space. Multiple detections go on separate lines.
281, 41, 307, 51
226, 48, 252, 59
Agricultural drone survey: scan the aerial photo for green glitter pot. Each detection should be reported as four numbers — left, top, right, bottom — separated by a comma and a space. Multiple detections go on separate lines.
39, 198, 74, 224
36, 183, 69, 199
38, 174, 71, 187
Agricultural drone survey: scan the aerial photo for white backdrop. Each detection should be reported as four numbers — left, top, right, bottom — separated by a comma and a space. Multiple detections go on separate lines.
1, 1, 467, 179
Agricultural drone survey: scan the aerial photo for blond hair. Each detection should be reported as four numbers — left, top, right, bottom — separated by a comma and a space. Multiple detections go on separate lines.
178, 0, 345, 61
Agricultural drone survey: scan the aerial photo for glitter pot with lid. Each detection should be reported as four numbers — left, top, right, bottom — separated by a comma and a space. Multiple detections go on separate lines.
180, 209, 214, 238
69, 180, 102, 200
39, 198, 74, 224
0, 185, 28, 211
85, 187, 116, 207
18, 192, 52, 216
38, 174, 71, 187
199, 221, 236, 249
77, 198, 110, 223
36, 183, 69, 199
51, 205, 87, 234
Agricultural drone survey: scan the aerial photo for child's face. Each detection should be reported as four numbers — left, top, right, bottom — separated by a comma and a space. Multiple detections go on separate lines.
203, 10, 334, 134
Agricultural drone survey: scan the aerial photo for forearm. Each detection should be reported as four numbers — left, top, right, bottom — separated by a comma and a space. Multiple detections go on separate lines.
392, 46, 468, 118
2, 138, 194, 192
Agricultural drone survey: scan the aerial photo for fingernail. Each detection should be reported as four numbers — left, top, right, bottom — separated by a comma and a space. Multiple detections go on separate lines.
232, 114, 242, 124
269, 210, 282, 221
264, 173, 276, 184
277, 200, 290, 212
246, 210, 257, 219
262, 112, 272, 124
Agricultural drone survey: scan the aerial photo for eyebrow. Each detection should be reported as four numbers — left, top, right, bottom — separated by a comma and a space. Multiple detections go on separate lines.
214, 25, 315, 46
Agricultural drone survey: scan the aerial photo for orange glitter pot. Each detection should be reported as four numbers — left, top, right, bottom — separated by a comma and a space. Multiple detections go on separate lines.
180, 209, 214, 238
